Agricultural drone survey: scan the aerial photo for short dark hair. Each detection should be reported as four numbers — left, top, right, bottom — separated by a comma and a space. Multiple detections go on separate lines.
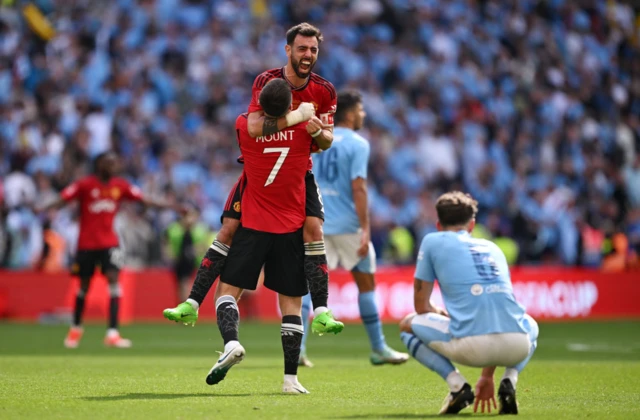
286, 22, 323, 46
435, 191, 478, 227
93, 151, 116, 173
259, 79, 292, 118
334, 90, 362, 125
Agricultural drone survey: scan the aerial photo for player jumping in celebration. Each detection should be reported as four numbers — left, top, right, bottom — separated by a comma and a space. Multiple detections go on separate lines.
399, 192, 539, 415
40, 151, 177, 348
206, 79, 318, 393
164, 22, 343, 335
302, 91, 409, 367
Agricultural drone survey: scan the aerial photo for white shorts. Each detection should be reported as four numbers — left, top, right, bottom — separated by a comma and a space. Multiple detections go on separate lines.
411, 313, 534, 368
325, 231, 376, 273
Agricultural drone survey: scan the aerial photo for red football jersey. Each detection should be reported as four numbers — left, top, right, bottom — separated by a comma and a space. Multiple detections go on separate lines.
248, 68, 337, 168
236, 113, 312, 234
60, 175, 143, 250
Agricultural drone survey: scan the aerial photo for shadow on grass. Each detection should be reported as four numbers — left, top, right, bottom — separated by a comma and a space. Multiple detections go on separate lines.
332, 414, 479, 419
81, 392, 285, 401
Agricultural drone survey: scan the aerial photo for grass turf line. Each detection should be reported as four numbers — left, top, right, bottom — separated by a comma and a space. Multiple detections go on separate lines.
0, 321, 638, 419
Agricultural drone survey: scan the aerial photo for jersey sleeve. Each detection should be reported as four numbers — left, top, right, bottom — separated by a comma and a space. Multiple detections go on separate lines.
318, 83, 337, 126
121, 181, 143, 201
350, 140, 370, 181
60, 180, 82, 201
414, 235, 436, 282
248, 72, 275, 113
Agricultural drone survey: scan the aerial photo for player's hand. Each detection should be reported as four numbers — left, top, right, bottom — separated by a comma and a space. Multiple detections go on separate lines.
357, 230, 370, 258
473, 376, 497, 414
306, 116, 324, 136
298, 102, 316, 121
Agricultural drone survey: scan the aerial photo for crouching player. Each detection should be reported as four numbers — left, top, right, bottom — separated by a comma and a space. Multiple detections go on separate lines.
399, 191, 539, 415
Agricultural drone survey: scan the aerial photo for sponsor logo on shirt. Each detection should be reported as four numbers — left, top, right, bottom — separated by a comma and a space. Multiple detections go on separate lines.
111, 188, 121, 200
89, 199, 117, 213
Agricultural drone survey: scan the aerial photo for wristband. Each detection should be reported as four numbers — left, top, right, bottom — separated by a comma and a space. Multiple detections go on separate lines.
285, 109, 304, 127
311, 129, 323, 138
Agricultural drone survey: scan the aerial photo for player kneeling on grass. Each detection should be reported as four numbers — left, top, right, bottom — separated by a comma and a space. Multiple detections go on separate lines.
399, 191, 539, 415
205, 78, 322, 394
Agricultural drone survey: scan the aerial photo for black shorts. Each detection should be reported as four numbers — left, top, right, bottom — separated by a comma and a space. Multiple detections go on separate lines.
71, 248, 123, 278
220, 171, 324, 223
220, 226, 307, 297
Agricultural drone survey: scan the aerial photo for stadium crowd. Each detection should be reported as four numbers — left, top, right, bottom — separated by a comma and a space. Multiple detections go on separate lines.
0, 0, 639, 270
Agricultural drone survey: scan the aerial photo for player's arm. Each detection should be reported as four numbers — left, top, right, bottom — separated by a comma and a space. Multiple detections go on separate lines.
247, 103, 315, 138
306, 116, 333, 150
122, 183, 183, 212
351, 141, 371, 257
36, 181, 81, 212
414, 236, 446, 315
414, 278, 438, 314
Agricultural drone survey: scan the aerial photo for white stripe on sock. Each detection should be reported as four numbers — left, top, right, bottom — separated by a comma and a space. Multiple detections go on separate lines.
210, 242, 229, 256
281, 323, 304, 332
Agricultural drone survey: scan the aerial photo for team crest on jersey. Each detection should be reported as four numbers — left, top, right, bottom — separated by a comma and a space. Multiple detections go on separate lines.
91, 188, 100, 198
71, 263, 79, 274
233, 201, 241, 212
111, 188, 121, 200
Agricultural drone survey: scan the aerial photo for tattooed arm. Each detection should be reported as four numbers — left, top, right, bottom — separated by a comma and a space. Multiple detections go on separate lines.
247, 102, 316, 137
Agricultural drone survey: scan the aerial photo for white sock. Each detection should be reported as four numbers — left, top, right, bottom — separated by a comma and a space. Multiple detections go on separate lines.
106, 328, 119, 338
224, 340, 239, 353
446, 370, 466, 393
503, 368, 519, 388
313, 306, 329, 317
284, 374, 298, 383
186, 298, 200, 311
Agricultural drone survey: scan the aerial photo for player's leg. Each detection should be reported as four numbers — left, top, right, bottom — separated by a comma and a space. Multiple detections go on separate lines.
102, 247, 131, 348
349, 241, 408, 365
399, 313, 474, 414
206, 226, 266, 385
304, 171, 343, 335
64, 251, 95, 348
499, 314, 540, 414
264, 228, 309, 393
163, 175, 243, 324
298, 292, 314, 367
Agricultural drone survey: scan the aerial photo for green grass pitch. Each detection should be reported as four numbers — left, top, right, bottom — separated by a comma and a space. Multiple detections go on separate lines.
0, 321, 639, 419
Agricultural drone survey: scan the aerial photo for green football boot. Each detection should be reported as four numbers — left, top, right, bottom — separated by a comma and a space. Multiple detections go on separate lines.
163, 301, 198, 326
311, 310, 344, 336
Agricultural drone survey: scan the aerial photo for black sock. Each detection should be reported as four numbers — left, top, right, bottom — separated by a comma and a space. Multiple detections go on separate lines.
73, 291, 86, 326
304, 242, 329, 310
281, 315, 304, 375
216, 295, 239, 344
188, 240, 230, 305
109, 296, 120, 329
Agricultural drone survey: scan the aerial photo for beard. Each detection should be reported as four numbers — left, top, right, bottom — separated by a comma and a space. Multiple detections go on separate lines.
291, 56, 316, 79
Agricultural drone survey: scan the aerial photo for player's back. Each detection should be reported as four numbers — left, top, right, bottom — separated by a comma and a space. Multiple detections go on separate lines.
421, 230, 527, 337
237, 114, 312, 234
313, 127, 370, 235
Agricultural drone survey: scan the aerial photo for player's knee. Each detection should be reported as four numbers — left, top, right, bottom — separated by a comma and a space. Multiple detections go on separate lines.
399, 312, 416, 333
218, 218, 240, 246
303, 217, 324, 243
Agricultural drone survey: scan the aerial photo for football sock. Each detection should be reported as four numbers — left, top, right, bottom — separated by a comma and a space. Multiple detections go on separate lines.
216, 295, 239, 345
359, 291, 385, 352
502, 368, 519, 388
300, 293, 312, 354
73, 288, 86, 327
189, 240, 229, 305
108, 284, 122, 330
281, 315, 304, 375
401, 332, 458, 386
304, 242, 329, 309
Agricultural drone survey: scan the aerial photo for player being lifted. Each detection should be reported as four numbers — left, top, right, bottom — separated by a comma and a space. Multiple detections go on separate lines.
164, 23, 343, 335
206, 79, 319, 393
302, 91, 409, 367
399, 192, 539, 415
39, 151, 177, 348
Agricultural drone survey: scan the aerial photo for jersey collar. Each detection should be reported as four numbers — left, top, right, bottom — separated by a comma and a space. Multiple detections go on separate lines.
281, 67, 310, 91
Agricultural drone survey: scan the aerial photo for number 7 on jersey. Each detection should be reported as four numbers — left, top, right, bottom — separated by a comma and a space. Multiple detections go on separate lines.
263, 147, 290, 187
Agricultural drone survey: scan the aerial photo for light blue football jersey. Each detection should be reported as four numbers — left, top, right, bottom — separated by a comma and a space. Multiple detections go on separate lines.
312, 127, 370, 235
415, 230, 528, 338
